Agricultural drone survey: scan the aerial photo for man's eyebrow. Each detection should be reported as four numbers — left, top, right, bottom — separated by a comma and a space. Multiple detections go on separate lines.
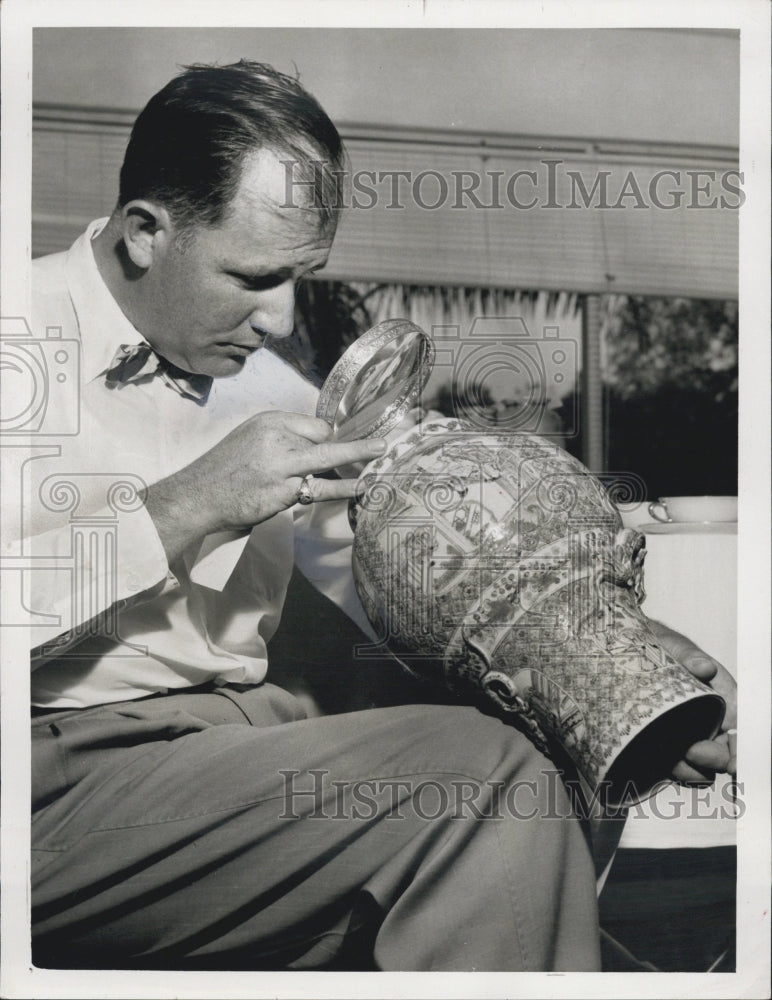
225, 260, 327, 281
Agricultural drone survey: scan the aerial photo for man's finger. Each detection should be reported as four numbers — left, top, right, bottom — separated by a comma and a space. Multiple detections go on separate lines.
680, 651, 720, 683
685, 738, 731, 772
649, 620, 719, 682
671, 759, 716, 785
725, 730, 737, 778
671, 736, 733, 785
298, 437, 387, 475
290, 475, 364, 505
253, 411, 334, 444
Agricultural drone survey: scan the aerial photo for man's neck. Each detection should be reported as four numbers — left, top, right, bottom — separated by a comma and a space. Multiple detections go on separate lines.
91, 215, 149, 338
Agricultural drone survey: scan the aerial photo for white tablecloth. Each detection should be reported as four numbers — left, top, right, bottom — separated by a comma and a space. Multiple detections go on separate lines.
619, 526, 738, 849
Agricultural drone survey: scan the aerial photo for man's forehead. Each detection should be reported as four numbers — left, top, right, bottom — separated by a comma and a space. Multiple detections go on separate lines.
233, 147, 334, 220
207, 148, 334, 255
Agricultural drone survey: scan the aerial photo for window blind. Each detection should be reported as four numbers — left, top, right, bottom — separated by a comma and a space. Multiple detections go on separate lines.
32, 108, 738, 300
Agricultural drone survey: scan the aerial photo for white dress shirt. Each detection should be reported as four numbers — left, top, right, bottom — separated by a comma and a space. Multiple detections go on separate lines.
25, 219, 369, 707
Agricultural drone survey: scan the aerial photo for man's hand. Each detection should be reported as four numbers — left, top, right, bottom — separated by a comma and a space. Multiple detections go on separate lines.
144, 411, 386, 563
649, 619, 737, 782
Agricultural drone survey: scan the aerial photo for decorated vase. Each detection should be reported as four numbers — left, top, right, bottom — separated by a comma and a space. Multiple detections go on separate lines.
350, 417, 725, 806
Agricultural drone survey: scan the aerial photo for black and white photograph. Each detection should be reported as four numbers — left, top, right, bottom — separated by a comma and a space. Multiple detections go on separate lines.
0, 1, 769, 997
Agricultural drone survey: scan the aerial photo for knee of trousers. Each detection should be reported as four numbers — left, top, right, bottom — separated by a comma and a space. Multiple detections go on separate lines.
386, 702, 560, 791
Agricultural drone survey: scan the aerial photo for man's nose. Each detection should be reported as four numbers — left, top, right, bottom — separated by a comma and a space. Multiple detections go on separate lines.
250, 280, 296, 340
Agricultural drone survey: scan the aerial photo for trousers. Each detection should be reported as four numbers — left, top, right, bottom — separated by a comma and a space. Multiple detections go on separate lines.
31, 682, 601, 971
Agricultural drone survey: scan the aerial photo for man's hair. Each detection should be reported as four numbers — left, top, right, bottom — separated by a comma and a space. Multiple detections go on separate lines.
119, 59, 345, 231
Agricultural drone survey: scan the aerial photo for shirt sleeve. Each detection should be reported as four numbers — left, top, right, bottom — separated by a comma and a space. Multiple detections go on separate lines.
292, 497, 377, 640
24, 500, 171, 661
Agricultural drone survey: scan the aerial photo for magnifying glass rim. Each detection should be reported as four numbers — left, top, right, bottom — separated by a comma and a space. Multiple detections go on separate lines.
316, 318, 435, 440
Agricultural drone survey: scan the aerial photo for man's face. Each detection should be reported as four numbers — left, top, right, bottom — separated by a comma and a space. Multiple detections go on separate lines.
141, 148, 336, 377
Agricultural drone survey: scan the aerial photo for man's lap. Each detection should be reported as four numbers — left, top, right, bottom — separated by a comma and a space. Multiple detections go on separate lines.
31, 683, 599, 970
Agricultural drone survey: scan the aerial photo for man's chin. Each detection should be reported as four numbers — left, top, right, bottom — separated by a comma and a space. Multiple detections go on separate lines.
207, 353, 251, 378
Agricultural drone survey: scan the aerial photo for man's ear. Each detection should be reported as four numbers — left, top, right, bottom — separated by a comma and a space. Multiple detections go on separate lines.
120, 200, 174, 270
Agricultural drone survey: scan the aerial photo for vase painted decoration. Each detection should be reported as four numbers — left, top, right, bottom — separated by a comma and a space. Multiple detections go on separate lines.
349, 417, 725, 806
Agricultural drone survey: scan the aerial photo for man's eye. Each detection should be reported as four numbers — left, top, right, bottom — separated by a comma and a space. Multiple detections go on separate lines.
229, 272, 286, 291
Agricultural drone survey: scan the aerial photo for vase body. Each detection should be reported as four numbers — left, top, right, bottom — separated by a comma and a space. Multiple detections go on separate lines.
351, 418, 724, 805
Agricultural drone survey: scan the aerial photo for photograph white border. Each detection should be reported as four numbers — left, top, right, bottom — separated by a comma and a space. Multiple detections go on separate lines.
1, 1, 769, 997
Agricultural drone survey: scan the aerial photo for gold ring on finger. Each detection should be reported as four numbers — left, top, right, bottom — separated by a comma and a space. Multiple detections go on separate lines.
296, 473, 315, 506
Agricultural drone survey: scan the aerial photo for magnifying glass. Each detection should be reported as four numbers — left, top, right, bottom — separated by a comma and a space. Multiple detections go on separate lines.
316, 319, 435, 475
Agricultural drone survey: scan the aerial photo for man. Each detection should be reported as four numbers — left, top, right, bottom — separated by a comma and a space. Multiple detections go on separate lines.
28, 60, 735, 971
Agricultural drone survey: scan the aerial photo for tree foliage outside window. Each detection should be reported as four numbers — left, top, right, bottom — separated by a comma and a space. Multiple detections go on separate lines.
559, 295, 739, 497
284, 280, 738, 500
602, 296, 738, 402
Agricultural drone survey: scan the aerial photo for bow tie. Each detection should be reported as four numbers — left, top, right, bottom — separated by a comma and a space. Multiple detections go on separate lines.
105, 342, 213, 404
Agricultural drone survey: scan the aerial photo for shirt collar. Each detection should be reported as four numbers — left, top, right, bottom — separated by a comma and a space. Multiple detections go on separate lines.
64, 218, 148, 384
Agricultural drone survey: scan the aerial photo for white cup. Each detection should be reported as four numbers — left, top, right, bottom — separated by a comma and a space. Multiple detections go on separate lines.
615, 501, 649, 529
647, 495, 737, 524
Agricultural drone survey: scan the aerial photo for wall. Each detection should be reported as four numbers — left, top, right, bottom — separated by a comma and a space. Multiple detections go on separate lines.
33, 27, 739, 147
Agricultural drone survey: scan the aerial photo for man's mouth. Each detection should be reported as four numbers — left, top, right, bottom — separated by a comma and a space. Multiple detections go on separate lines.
218, 342, 260, 356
